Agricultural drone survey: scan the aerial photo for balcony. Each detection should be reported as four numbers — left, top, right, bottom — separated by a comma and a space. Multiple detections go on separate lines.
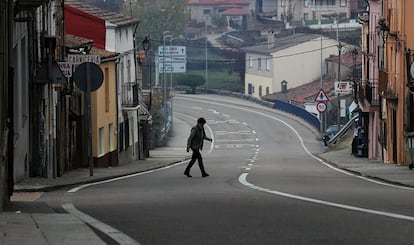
358, 82, 380, 112
121, 83, 138, 109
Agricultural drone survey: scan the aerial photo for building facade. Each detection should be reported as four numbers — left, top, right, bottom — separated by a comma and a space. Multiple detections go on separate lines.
65, 0, 144, 164
380, 0, 414, 164
244, 33, 338, 98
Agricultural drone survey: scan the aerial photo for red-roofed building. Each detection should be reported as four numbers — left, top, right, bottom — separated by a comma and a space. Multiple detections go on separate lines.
188, 0, 250, 29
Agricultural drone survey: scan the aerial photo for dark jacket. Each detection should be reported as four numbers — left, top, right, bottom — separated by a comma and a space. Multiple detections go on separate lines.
187, 125, 211, 150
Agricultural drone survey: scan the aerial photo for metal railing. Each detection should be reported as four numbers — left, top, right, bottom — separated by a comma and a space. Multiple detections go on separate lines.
121, 83, 138, 108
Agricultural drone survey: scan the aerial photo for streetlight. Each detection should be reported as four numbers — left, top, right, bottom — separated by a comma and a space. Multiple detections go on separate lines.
205, 16, 209, 94
162, 32, 172, 142
170, 37, 177, 123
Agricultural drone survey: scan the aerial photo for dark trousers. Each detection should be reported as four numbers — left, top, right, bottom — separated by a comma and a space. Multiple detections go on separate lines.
185, 148, 206, 174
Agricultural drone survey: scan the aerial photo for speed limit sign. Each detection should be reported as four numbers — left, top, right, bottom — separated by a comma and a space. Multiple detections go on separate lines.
316, 102, 327, 113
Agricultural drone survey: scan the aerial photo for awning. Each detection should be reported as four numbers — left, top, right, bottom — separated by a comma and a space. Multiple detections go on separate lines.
34, 60, 67, 84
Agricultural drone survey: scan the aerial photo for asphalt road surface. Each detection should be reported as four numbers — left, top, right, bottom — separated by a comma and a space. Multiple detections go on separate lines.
43, 94, 414, 245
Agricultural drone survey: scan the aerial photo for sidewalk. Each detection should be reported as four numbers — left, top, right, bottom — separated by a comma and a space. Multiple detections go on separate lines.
318, 130, 414, 188
2, 117, 414, 244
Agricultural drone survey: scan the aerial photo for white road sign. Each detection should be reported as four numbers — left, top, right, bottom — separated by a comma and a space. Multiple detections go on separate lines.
158, 56, 187, 63
159, 62, 186, 73
158, 46, 186, 56
335, 81, 352, 94
68, 54, 101, 65
314, 88, 329, 102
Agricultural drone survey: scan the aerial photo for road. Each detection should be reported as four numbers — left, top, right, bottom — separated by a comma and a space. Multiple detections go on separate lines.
43, 94, 414, 245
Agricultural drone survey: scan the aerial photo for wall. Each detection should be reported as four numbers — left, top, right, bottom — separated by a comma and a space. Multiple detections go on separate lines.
91, 61, 118, 167
271, 37, 337, 92
12, 18, 30, 182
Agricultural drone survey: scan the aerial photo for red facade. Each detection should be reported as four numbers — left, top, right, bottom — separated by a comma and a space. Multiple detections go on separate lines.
64, 4, 106, 49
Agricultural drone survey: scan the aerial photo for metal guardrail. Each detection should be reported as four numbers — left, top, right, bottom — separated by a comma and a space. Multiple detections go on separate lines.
326, 114, 359, 146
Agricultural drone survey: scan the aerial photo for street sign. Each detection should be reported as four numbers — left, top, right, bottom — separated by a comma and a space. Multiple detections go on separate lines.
158, 56, 187, 63
68, 54, 101, 65
158, 46, 186, 56
159, 62, 186, 73
314, 88, 329, 102
73, 62, 104, 92
158, 45, 187, 73
335, 81, 352, 94
316, 102, 327, 113
57, 62, 72, 77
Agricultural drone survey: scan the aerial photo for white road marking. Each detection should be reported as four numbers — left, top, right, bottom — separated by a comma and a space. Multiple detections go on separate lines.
191, 106, 202, 110
62, 203, 141, 245
208, 109, 220, 114
245, 168, 251, 171
239, 173, 414, 222
214, 138, 255, 143
222, 114, 230, 118
215, 131, 252, 135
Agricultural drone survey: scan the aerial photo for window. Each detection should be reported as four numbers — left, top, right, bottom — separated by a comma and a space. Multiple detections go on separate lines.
266, 87, 270, 95
105, 68, 109, 112
249, 56, 253, 68
108, 123, 114, 151
120, 61, 124, 83
340, 0, 347, 7
304, 0, 310, 7
203, 9, 211, 15
248, 83, 253, 95
281, 0, 286, 7
259, 86, 263, 97
127, 59, 131, 83
258, 58, 262, 70
266, 58, 270, 71
98, 127, 104, 156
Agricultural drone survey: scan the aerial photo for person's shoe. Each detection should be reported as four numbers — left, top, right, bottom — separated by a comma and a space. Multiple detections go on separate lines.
184, 172, 192, 178
202, 173, 209, 177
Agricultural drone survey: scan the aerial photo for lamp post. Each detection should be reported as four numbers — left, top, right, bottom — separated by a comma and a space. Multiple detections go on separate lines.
162, 31, 172, 142
168, 37, 177, 124
205, 15, 209, 94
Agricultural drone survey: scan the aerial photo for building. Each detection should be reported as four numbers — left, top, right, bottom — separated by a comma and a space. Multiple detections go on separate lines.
65, 0, 147, 164
243, 33, 338, 98
255, 0, 351, 23
188, 0, 251, 25
378, 0, 414, 164
325, 50, 362, 82
357, 1, 381, 161
90, 48, 119, 168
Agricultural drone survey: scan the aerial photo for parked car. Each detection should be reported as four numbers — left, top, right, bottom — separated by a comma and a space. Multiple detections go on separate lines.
322, 125, 343, 146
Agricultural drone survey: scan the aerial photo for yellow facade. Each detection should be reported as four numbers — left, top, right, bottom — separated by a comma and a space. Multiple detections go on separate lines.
91, 61, 118, 166
245, 73, 273, 98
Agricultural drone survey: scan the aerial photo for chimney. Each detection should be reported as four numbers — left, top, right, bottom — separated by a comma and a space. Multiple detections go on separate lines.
267, 30, 275, 49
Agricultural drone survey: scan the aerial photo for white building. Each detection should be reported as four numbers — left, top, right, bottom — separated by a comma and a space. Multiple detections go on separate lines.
243, 33, 338, 98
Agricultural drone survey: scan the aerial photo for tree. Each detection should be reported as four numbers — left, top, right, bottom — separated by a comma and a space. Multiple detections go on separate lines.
128, 0, 189, 42
175, 74, 205, 94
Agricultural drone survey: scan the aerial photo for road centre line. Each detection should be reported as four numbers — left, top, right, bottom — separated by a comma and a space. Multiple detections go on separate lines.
239, 173, 414, 222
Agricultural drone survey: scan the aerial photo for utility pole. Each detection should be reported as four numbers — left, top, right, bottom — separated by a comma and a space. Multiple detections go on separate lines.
337, 42, 343, 130
205, 16, 209, 94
